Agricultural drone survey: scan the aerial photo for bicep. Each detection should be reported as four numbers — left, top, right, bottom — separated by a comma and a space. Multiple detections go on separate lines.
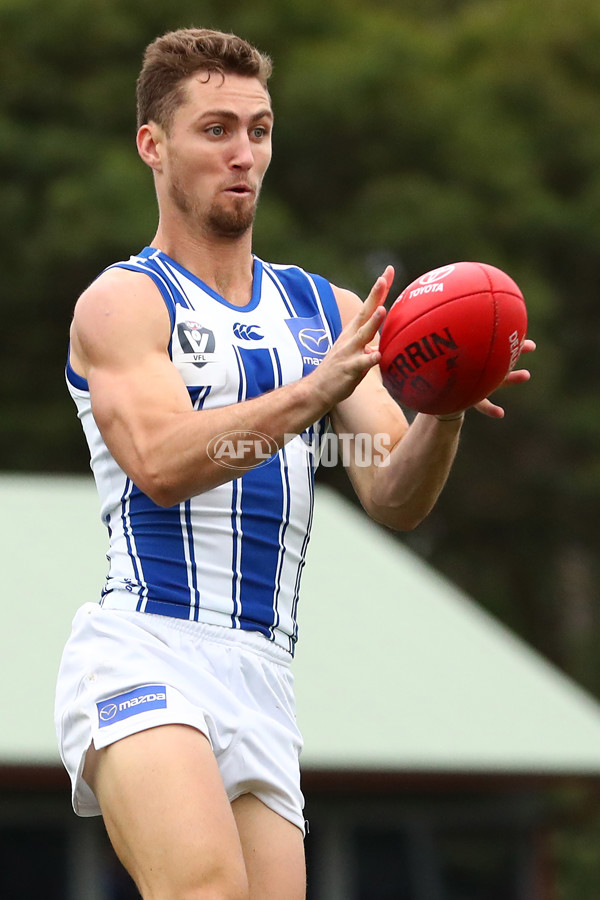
72, 271, 192, 470
87, 350, 193, 445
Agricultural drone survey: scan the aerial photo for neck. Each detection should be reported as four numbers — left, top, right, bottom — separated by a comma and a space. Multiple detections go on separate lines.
151, 219, 256, 307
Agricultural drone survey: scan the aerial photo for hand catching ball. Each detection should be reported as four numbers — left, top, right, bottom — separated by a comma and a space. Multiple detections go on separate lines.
379, 261, 527, 415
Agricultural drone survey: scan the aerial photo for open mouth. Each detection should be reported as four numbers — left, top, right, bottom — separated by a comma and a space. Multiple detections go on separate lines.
225, 185, 253, 195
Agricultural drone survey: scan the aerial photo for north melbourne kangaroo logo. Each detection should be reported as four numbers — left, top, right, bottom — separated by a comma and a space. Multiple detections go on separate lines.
233, 323, 263, 341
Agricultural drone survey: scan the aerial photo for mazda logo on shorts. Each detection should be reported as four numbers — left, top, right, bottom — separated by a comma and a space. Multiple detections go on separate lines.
419, 265, 455, 285
99, 703, 118, 721
298, 328, 330, 355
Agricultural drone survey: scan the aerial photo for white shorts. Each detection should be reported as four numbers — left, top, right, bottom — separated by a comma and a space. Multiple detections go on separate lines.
55, 603, 305, 832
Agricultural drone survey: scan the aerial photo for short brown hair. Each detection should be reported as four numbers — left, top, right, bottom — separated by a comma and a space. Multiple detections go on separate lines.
136, 28, 273, 131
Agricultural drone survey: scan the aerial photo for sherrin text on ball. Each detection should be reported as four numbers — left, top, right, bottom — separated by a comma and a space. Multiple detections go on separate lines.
379, 261, 528, 415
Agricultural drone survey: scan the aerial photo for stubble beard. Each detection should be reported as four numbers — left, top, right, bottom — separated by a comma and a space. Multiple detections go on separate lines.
169, 175, 258, 239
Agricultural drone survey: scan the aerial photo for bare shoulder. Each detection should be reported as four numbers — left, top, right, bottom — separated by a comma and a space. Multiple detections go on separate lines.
71, 267, 172, 373
329, 281, 381, 352
73, 266, 170, 337
330, 283, 363, 327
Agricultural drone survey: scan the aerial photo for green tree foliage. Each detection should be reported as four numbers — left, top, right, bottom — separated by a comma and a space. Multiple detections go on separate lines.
2, 0, 600, 695
2, 3, 600, 893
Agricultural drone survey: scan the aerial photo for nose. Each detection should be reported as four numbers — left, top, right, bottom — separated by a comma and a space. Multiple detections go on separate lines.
230, 131, 254, 171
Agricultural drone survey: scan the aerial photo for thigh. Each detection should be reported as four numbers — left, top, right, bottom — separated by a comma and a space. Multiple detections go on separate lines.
85, 724, 248, 900
232, 793, 306, 900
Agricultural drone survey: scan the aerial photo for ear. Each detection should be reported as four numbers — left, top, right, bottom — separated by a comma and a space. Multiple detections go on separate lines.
137, 123, 164, 172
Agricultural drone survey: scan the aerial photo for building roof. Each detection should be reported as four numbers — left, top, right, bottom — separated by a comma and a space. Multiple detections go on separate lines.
4, 473, 600, 775
295, 485, 600, 775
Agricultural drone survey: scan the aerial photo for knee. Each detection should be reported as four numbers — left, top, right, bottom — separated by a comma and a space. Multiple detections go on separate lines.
177, 889, 248, 900
162, 872, 249, 900
199, 879, 249, 900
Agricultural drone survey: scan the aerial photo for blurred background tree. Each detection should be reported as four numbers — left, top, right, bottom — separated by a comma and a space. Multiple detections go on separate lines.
0, 0, 600, 888
2, 1, 600, 889
3, 0, 599, 691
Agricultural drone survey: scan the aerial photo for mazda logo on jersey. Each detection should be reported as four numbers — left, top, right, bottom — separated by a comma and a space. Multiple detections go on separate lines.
177, 321, 216, 368
285, 315, 332, 376
233, 322, 263, 341
298, 328, 329, 355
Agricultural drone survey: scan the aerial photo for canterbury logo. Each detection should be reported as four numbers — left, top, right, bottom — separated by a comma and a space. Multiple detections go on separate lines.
233, 323, 263, 341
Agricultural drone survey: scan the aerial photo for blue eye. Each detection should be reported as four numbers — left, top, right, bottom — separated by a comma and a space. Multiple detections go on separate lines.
208, 125, 225, 137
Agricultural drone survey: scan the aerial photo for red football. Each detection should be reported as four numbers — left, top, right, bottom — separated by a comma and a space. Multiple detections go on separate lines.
379, 261, 527, 415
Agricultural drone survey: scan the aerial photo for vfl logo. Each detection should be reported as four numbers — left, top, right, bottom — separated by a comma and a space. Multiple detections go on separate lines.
177, 321, 216, 368
419, 265, 455, 285
233, 322, 263, 341
298, 328, 330, 356
97, 685, 167, 728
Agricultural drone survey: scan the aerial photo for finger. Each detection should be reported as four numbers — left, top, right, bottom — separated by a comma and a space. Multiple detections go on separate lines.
475, 398, 505, 419
362, 268, 394, 317
382, 265, 395, 292
356, 304, 386, 345
363, 347, 382, 368
504, 368, 530, 385
520, 339, 536, 355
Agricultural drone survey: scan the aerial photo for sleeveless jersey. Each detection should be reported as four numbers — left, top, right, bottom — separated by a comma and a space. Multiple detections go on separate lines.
66, 247, 342, 654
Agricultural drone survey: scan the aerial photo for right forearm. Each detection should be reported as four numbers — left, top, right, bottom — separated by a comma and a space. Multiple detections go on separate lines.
109, 374, 327, 506
85, 265, 388, 507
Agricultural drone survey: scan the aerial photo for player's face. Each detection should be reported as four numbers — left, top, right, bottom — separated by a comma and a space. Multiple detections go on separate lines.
161, 72, 273, 238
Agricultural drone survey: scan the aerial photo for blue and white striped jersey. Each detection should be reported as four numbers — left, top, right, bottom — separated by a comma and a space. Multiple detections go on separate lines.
67, 247, 342, 654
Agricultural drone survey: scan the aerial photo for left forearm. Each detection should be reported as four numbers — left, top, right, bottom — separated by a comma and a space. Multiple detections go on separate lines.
367, 413, 464, 530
